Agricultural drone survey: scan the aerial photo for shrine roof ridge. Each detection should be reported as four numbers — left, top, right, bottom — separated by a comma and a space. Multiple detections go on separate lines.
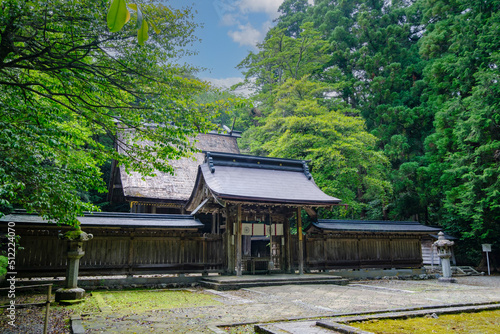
311, 219, 442, 233
204, 152, 312, 178
0, 211, 204, 229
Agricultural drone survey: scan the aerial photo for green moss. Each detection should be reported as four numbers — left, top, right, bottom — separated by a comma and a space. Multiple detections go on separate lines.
62, 226, 83, 240
351, 310, 500, 333
92, 289, 221, 314
52, 293, 100, 314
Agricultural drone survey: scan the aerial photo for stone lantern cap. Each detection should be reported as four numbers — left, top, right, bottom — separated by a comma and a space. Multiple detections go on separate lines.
433, 231, 454, 248
58, 226, 93, 242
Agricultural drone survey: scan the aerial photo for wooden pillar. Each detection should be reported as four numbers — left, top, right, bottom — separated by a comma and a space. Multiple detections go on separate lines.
285, 214, 292, 273
217, 209, 221, 235
297, 207, 304, 275
226, 207, 235, 274
236, 204, 242, 276
211, 214, 216, 234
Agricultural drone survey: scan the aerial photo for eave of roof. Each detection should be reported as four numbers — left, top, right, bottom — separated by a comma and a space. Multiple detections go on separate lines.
0, 212, 204, 229
309, 219, 441, 233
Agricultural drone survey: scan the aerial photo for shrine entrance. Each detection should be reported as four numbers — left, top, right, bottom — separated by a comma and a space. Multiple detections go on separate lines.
185, 152, 341, 276
216, 204, 296, 275
240, 209, 288, 274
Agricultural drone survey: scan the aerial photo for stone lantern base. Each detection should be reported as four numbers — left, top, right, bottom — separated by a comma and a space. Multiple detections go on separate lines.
55, 287, 86, 302
438, 277, 457, 283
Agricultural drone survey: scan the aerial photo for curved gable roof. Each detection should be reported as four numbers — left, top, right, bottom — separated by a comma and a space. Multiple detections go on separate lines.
186, 152, 341, 209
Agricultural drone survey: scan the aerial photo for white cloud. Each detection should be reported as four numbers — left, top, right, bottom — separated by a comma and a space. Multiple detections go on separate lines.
220, 13, 239, 26
203, 77, 255, 97
239, 0, 284, 18
228, 23, 264, 48
213, 0, 286, 49
204, 77, 244, 89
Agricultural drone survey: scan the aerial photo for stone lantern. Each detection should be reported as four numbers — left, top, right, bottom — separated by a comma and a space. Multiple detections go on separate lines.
433, 231, 456, 283
55, 226, 93, 301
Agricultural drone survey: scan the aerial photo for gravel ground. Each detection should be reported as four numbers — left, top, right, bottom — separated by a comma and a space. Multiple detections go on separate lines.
1, 274, 499, 333
0, 303, 71, 333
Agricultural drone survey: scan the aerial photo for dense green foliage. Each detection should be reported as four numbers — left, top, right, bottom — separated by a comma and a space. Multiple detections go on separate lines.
237, 23, 392, 218
235, 0, 499, 263
418, 0, 500, 260
0, 0, 216, 225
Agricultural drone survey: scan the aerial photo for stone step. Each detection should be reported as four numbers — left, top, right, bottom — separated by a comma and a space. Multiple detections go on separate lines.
200, 275, 348, 291
453, 266, 481, 276
201, 275, 345, 284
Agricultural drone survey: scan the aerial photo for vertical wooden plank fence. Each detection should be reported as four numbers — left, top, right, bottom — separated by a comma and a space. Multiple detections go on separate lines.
292, 233, 423, 270
10, 226, 224, 277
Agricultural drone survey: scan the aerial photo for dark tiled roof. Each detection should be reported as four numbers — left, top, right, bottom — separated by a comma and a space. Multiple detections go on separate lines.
0, 212, 204, 229
309, 220, 441, 233
190, 152, 341, 206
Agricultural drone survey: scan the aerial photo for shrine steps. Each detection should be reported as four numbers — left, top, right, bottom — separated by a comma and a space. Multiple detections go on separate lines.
200, 274, 349, 291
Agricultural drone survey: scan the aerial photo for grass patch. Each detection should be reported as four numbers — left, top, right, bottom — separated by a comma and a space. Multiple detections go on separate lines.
52, 292, 100, 314
351, 309, 500, 333
92, 289, 220, 313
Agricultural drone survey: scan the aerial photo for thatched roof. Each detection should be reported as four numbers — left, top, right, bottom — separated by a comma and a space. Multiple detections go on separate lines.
110, 132, 240, 204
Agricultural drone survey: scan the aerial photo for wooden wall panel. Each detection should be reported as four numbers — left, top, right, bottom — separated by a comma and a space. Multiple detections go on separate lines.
9, 227, 224, 277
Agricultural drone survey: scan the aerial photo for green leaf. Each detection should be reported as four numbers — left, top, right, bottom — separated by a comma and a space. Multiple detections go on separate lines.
135, 4, 143, 30
149, 20, 161, 34
107, 0, 130, 32
128, 3, 137, 11
138, 19, 149, 45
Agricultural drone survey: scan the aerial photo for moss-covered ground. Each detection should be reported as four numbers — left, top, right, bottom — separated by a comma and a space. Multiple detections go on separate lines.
350, 309, 500, 333
0, 288, 220, 333
92, 288, 220, 313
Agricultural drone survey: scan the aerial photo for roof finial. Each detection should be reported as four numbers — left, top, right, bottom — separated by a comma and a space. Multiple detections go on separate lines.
206, 152, 215, 173
302, 161, 312, 180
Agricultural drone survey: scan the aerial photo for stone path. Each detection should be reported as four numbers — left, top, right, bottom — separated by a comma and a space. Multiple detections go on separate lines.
79, 276, 500, 333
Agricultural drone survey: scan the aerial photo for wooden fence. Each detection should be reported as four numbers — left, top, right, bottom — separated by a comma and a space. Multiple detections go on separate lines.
9, 226, 424, 278
11, 226, 224, 277
302, 233, 423, 270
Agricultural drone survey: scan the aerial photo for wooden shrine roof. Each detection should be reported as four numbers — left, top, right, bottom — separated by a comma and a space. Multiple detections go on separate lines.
0, 212, 204, 229
111, 131, 241, 203
186, 152, 341, 210
308, 219, 441, 233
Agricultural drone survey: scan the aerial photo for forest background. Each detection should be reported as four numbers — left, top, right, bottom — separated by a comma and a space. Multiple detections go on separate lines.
217, 0, 499, 265
1, 0, 498, 266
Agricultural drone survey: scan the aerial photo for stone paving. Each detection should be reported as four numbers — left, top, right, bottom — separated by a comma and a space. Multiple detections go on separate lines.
80, 276, 500, 333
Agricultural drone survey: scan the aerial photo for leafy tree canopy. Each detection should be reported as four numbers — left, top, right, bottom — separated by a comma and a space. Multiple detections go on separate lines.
0, 0, 217, 225
418, 0, 500, 253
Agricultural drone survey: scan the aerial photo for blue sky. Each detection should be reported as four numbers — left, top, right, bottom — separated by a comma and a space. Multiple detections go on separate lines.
167, 0, 286, 91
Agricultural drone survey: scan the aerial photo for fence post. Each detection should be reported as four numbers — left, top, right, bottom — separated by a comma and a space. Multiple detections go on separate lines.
128, 232, 135, 276
43, 284, 52, 334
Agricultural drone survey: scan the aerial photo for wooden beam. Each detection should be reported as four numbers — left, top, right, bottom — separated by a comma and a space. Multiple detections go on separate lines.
304, 207, 317, 220
191, 198, 209, 216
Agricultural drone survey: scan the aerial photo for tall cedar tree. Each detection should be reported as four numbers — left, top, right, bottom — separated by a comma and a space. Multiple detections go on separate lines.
418, 0, 500, 261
